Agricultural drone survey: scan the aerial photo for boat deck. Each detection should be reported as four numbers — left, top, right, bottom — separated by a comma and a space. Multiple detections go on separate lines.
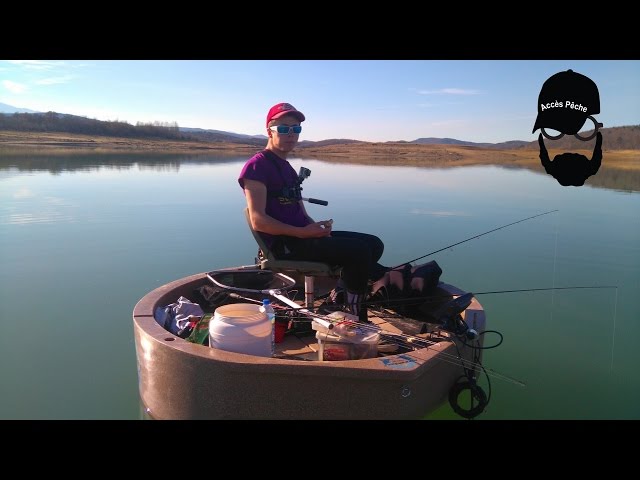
274, 306, 453, 361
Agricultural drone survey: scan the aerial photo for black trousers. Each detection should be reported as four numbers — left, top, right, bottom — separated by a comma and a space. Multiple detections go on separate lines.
281, 231, 385, 293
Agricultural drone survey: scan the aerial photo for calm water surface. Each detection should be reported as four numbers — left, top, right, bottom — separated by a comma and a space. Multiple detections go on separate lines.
0, 153, 638, 420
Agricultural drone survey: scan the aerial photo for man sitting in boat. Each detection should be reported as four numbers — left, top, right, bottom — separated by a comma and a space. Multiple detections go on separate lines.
238, 102, 386, 323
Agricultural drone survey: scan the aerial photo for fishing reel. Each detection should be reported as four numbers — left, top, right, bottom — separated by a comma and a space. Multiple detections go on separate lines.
425, 292, 476, 337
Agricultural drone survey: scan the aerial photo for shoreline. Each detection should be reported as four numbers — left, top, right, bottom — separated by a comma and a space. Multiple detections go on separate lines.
1, 130, 638, 171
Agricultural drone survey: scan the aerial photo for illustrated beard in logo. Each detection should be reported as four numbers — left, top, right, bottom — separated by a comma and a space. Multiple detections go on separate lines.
538, 132, 603, 186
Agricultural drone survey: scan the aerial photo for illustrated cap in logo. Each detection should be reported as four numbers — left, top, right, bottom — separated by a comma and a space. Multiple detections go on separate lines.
532, 69, 600, 135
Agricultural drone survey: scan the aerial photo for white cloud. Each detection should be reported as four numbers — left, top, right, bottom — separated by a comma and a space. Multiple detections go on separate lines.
418, 88, 482, 95
2, 80, 27, 94
7, 60, 66, 70
35, 75, 74, 85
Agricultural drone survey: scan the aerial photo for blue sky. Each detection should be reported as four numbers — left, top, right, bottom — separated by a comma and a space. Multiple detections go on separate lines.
1, 60, 638, 143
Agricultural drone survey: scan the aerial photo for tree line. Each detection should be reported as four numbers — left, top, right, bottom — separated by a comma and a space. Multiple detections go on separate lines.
0, 111, 193, 140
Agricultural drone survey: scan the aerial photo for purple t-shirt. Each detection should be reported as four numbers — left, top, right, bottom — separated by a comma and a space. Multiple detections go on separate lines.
238, 150, 308, 248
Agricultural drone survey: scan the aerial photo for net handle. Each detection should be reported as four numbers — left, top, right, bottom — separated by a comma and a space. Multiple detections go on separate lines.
205, 269, 297, 295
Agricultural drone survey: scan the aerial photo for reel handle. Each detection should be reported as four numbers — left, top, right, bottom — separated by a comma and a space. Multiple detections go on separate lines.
304, 197, 328, 206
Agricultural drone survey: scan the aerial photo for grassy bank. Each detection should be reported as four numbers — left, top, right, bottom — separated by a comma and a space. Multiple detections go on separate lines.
1, 130, 638, 171
0, 131, 259, 156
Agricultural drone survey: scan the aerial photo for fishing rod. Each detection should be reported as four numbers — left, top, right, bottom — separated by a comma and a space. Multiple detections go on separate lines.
211, 287, 525, 389
244, 288, 501, 368
272, 284, 618, 350
472, 286, 618, 295
391, 209, 559, 269
284, 304, 525, 388
258, 285, 618, 331
302, 197, 328, 206
207, 274, 616, 388
296, 285, 620, 314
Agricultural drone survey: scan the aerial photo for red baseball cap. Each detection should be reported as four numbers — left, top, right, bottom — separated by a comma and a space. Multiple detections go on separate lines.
266, 102, 305, 127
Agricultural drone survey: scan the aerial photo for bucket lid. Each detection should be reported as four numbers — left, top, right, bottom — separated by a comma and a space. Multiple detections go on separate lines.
214, 303, 267, 323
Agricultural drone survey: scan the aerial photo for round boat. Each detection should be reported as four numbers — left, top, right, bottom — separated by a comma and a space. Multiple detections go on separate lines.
133, 268, 487, 420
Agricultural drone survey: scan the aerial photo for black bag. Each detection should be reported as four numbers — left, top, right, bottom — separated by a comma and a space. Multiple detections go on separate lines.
369, 260, 444, 319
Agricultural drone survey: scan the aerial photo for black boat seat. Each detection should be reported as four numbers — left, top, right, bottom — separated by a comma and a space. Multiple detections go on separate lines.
244, 208, 342, 307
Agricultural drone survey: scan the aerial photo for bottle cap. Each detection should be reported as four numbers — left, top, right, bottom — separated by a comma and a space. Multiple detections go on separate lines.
262, 299, 270, 305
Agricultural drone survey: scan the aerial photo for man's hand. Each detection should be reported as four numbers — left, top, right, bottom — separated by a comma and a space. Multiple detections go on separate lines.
320, 219, 333, 229
301, 221, 332, 238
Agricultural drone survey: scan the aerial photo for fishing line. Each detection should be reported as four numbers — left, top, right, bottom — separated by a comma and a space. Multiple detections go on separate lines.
472, 286, 618, 295
207, 280, 613, 388
263, 285, 617, 383
610, 287, 619, 372
302, 285, 620, 313
550, 210, 559, 328
392, 209, 559, 269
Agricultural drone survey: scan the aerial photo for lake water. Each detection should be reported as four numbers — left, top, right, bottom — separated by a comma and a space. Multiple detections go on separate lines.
1, 152, 638, 420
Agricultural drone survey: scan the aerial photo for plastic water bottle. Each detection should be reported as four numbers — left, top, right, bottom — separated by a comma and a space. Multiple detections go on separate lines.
260, 299, 276, 356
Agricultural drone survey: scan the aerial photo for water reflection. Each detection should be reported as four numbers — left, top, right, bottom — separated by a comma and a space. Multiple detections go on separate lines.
503, 163, 640, 194
4, 151, 638, 193
0, 152, 248, 175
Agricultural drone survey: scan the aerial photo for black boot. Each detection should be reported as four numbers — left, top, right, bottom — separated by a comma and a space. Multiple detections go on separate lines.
319, 279, 346, 314
346, 291, 370, 324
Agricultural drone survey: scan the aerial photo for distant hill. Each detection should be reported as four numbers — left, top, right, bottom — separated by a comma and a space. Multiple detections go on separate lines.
298, 139, 365, 147
408, 127, 640, 151
1, 102, 637, 150
411, 137, 491, 147
0, 110, 187, 141
179, 127, 265, 146
181, 127, 266, 140
0, 102, 39, 114
409, 137, 530, 149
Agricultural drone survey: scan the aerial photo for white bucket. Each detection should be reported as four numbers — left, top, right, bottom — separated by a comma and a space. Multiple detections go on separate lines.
209, 303, 272, 357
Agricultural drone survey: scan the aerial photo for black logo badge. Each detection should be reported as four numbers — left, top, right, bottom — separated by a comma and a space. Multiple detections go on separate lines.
533, 69, 604, 186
